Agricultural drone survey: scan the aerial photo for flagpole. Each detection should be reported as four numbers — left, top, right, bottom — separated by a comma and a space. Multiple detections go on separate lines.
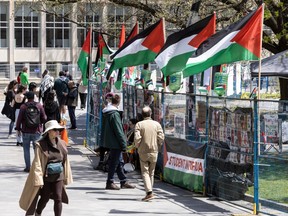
257, 3, 264, 156
257, 5, 264, 100
162, 18, 167, 92
208, 67, 213, 96
254, 3, 264, 215
88, 25, 93, 81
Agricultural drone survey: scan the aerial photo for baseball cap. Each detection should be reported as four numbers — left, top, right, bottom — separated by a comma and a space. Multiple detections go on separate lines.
105, 92, 114, 99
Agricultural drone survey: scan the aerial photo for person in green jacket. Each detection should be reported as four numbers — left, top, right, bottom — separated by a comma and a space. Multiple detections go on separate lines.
20, 66, 29, 88
102, 93, 135, 190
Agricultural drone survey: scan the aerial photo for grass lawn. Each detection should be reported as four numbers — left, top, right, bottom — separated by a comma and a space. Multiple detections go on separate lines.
247, 156, 288, 204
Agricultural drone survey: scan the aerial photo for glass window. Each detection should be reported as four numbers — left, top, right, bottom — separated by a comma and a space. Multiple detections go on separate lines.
29, 63, 41, 78
0, 2, 8, 47
107, 5, 129, 48
46, 6, 71, 48
77, 29, 85, 47
14, 4, 39, 48
76, 3, 100, 47
116, 7, 124, 23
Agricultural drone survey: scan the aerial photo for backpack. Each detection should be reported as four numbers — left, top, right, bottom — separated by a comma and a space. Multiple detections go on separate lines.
25, 102, 40, 128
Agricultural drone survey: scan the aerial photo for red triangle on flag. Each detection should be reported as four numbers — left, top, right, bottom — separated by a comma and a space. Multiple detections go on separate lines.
142, 19, 165, 53
119, 24, 126, 48
82, 28, 91, 54
188, 13, 216, 48
231, 5, 263, 58
126, 22, 139, 42
98, 34, 104, 60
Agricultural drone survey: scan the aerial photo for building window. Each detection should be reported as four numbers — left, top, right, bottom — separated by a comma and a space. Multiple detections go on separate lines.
14, 4, 39, 48
0, 3, 8, 48
77, 3, 100, 47
107, 5, 131, 48
46, 7, 71, 48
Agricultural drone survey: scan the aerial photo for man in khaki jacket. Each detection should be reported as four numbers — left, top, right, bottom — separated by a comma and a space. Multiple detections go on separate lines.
134, 106, 164, 201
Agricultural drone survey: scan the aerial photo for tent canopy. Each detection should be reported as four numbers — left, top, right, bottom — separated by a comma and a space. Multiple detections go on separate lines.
250, 49, 288, 78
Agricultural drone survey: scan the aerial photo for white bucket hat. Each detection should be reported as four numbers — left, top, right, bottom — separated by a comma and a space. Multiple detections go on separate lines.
43, 120, 64, 135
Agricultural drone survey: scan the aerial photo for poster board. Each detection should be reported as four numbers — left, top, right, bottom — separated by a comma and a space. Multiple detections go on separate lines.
174, 112, 185, 139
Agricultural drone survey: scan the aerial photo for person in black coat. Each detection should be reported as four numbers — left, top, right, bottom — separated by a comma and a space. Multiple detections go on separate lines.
67, 81, 78, 129
44, 91, 61, 129
2, 80, 18, 138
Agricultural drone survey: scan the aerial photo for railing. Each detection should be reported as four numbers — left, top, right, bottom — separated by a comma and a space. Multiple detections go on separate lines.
86, 80, 288, 214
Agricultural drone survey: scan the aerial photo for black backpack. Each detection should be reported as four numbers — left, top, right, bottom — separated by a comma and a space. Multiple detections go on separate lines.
25, 102, 40, 128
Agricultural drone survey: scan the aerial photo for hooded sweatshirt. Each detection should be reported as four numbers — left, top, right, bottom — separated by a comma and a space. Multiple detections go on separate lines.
101, 104, 126, 151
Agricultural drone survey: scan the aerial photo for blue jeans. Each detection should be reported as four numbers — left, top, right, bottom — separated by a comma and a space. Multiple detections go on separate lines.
22, 132, 41, 169
9, 120, 14, 135
107, 149, 126, 184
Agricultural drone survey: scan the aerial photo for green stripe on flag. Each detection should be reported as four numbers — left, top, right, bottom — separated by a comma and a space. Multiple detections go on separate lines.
183, 43, 258, 77
163, 168, 203, 192
161, 52, 193, 76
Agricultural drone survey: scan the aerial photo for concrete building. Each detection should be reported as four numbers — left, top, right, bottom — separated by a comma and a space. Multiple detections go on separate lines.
0, 0, 136, 81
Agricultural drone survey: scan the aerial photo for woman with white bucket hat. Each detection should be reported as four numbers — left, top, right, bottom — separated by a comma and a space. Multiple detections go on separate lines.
19, 120, 73, 216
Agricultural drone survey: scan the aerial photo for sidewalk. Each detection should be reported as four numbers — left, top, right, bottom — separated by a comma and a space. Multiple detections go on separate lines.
0, 101, 286, 216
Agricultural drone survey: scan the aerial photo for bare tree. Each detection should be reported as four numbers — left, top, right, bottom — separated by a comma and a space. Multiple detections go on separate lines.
20, 0, 288, 98
27, 0, 287, 55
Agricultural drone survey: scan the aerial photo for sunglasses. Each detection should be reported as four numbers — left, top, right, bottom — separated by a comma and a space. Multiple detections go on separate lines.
52, 129, 61, 132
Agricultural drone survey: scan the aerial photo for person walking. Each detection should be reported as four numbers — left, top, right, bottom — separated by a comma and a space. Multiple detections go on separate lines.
19, 120, 73, 216
67, 80, 78, 129
102, 93, 135, 190
28, 82, 39, 102
39, 69, 54, 104
94, 92, 113, 170
15, 91, 47, 172
53, 71, 69, 117
11, 84, 27, 146
134, 106, 164, 201
2, 80, 18, 138
44, 90, 61, 124
20, 66, 29, 88
77, 78, 87, 110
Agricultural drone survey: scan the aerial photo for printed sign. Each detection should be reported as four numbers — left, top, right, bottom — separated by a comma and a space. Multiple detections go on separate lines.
165, 152, 204, 176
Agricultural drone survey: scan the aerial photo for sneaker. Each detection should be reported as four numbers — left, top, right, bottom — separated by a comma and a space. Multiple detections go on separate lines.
142, 194, 154, 202
35, 212, 41, 216
105, 183, 120, 190
121, 182, 135, 189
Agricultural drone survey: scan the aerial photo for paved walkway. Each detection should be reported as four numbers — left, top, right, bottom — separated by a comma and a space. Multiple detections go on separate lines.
0, 101, 286, 216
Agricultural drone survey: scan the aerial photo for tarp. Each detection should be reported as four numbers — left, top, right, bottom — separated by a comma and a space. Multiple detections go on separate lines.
250, 49, 288, 77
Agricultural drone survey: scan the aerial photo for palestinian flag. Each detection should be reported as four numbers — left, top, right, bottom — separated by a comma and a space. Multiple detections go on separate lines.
95, 33, 114, 70
183, 5, 263, 78
117, 22, 139, 85
126, 21, 139, 43
118, 24, 126, 47
146, 79, 153, 87
156, 80, 164, 88
155, 14, 216, 77
115, 25, 126, 90
107, 19, 165, 79
77, 28, 91, 86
